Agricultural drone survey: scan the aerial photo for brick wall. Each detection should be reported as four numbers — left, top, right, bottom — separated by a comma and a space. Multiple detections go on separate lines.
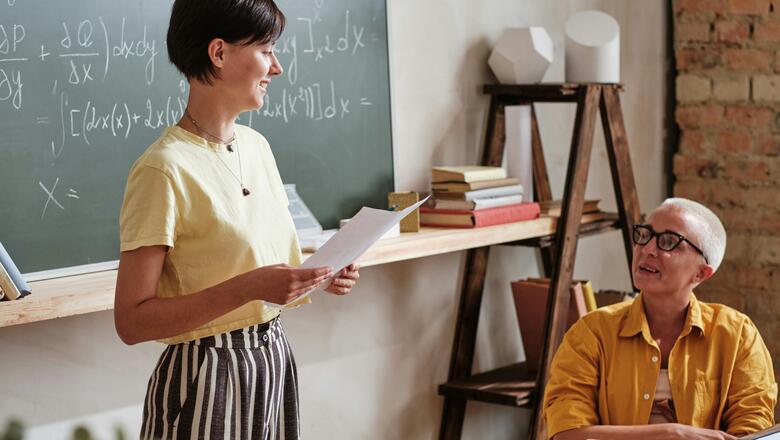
673, 0, 780, 414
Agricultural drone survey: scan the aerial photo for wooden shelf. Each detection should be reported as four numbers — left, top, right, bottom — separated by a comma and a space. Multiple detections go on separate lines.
438, 362, 535, 407
0, 213, 619, 329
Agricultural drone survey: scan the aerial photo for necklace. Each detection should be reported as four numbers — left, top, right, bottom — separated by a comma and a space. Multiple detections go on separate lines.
183, 108, 236, 152
183, 109, 250, 196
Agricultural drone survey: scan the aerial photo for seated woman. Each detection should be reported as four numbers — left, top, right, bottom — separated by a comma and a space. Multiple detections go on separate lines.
544, 198, 777, 440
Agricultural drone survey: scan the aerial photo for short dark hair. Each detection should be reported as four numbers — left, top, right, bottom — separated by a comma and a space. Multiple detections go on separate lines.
167, 0, 286, 84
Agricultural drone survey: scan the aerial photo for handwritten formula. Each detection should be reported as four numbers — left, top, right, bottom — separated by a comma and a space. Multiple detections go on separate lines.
0, 0, 393, 272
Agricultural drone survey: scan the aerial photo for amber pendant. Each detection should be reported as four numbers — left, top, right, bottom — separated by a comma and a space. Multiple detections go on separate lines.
242, 188, 251, 196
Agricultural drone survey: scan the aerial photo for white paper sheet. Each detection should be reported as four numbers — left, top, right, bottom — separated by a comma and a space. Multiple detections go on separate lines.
264, 196, 430, 306
300, 196, 429, 272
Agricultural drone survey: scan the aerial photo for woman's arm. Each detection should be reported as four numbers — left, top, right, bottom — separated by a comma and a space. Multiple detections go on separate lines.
114, 245, 332, 345
554, 423, 736, 440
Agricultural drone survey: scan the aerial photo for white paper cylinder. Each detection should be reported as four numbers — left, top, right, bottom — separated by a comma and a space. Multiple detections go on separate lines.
565, 10, 620, 83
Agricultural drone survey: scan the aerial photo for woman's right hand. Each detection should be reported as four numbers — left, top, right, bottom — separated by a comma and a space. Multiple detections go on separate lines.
241, 264, 333, 305
668, 424, 737, 440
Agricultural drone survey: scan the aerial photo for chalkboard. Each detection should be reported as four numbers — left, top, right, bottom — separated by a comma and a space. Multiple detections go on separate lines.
0, 0, 394, 274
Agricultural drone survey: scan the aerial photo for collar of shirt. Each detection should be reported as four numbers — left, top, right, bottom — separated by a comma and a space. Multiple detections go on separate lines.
618, 292, 706, 346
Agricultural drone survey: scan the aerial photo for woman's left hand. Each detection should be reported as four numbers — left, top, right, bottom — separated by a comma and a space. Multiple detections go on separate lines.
324, 263, 360, 295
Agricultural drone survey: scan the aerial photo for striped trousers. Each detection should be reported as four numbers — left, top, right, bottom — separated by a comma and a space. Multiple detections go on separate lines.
141, 318, 300, 440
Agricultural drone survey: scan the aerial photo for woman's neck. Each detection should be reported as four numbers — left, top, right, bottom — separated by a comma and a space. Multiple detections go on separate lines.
643, 290, 690, 337
179, 82, 239, 143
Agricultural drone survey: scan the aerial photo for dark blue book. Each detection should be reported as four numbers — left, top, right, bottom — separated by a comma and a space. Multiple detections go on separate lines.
0, 242, 31, 300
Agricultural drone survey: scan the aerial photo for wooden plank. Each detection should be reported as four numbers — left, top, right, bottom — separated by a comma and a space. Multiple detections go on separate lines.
481, 96, 506, 167
439, 246, 490, 440
3, 216, 620, 329
483, 84, 582, 102
438, 362, 536, 407
530, 85, 602, 440
0, 270, 118, 327
531, 104, 553, 203
600, 86, 642, 278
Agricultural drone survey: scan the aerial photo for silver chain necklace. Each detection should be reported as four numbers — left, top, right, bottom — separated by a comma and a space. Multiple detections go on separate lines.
183, 109, 250, 196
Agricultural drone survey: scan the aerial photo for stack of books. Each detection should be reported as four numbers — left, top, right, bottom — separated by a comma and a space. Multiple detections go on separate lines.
0, 242, 32, 301
420, 166, 540, 228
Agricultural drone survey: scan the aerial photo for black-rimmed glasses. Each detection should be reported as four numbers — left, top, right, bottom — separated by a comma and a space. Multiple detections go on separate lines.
632, 224, 708, 264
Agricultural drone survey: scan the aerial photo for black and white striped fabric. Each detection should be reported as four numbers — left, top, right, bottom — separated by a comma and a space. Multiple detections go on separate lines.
140, 317, 300, 440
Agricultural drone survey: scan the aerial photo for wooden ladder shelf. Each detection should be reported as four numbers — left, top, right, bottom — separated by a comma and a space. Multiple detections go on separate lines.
437, 83, 642, 440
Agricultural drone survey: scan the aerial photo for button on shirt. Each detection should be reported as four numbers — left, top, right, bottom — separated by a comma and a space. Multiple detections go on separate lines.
543, 293, 777, 438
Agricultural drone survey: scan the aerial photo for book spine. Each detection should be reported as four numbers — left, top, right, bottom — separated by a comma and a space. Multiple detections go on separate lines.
472, 203, 540, 227
0, 242, 32, 299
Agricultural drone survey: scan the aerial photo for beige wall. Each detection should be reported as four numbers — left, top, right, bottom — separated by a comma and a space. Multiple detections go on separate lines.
0, 1, 667, 438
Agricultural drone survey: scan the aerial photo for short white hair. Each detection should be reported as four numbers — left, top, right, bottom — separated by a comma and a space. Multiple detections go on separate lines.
658, 198, 727, 271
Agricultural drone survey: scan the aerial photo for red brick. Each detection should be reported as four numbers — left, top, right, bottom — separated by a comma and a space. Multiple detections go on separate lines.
675, 0, 726, 12
756, 133, 780, 155
677, 21, 712, 42
704, 181, 750, 207
757, 210, 780, 234
723, 48, 773, 71
674, 178, 714, 201
674, 154, 720, 177
695, 286, 747, 311
715, 20, 751, 42
724, 105, 774, 128
721, 156, 770, 180
715, 130, 752, 153
676, 48, 722, 71
679, 130, 711, 154
676, 104, 725, 128
754, 20, 780, 41
726, 0, 771, 14
735, 265, 774, 290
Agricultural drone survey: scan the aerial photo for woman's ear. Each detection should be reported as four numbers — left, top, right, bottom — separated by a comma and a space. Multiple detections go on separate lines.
207, 38, 226, 69
692, 263, 715, 285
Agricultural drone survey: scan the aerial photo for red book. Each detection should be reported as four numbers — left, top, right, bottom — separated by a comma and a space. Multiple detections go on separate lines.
419, 202, 540, 228
510, 279, 587, 372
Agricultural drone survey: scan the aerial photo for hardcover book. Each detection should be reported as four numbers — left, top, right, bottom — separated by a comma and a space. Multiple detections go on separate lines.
432, 177, 521, 192
433, 184, 524, 201
431, 166, 507, 183
510, 278, 587, 371
420, 202, 540, 228
433, 194, 523, 211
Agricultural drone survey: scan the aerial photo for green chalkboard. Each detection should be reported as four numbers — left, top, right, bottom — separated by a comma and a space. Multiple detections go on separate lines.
0, 0, 394, 274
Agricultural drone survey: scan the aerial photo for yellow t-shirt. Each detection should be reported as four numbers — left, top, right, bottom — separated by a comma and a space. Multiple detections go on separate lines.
543, 293, 777, 438
119, 124, 309, 344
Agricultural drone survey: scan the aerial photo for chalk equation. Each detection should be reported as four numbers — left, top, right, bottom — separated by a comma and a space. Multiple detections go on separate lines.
0, 0, 390, 224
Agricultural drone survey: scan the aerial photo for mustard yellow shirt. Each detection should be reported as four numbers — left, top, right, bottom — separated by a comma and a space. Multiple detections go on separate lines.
544, 293, 776, 438
119, 125, 309, 344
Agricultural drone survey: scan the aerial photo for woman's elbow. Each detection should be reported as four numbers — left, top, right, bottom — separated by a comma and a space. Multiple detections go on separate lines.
114, 309, 143, 345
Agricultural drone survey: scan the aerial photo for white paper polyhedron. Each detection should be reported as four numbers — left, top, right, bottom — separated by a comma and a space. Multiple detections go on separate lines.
488, 27, 554, 84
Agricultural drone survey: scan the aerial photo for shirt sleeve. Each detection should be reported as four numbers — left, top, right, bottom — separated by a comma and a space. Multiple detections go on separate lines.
119, 164, 179, 252
543, 318, 602, 439
722, 317, 777, 435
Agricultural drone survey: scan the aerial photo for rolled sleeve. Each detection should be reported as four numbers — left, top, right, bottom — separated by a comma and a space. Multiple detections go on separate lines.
723, 318, 777, 435
119, 165, 178, 252
544, 319, 602, 439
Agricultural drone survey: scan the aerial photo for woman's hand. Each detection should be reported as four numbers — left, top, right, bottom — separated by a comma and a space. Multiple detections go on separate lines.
242, 264, 333, 305
668, 424, 737, 440
324, 263, 360, 295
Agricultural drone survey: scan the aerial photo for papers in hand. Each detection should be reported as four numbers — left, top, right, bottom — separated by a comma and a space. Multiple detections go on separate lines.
300, 196, 429, 274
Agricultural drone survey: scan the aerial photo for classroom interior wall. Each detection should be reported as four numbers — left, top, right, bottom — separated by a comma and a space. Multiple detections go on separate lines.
0, 1, 668, 438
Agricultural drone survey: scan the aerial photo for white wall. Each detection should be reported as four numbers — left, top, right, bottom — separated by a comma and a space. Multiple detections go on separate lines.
0, 1, 667, 439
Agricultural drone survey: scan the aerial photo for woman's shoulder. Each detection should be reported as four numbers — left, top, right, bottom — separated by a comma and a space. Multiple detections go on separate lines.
130, 127, 199, 175
235, 124, 271, 148
697, 298, 754, 332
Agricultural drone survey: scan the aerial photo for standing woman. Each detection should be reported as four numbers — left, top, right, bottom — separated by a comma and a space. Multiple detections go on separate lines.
114, 1, 360, 439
